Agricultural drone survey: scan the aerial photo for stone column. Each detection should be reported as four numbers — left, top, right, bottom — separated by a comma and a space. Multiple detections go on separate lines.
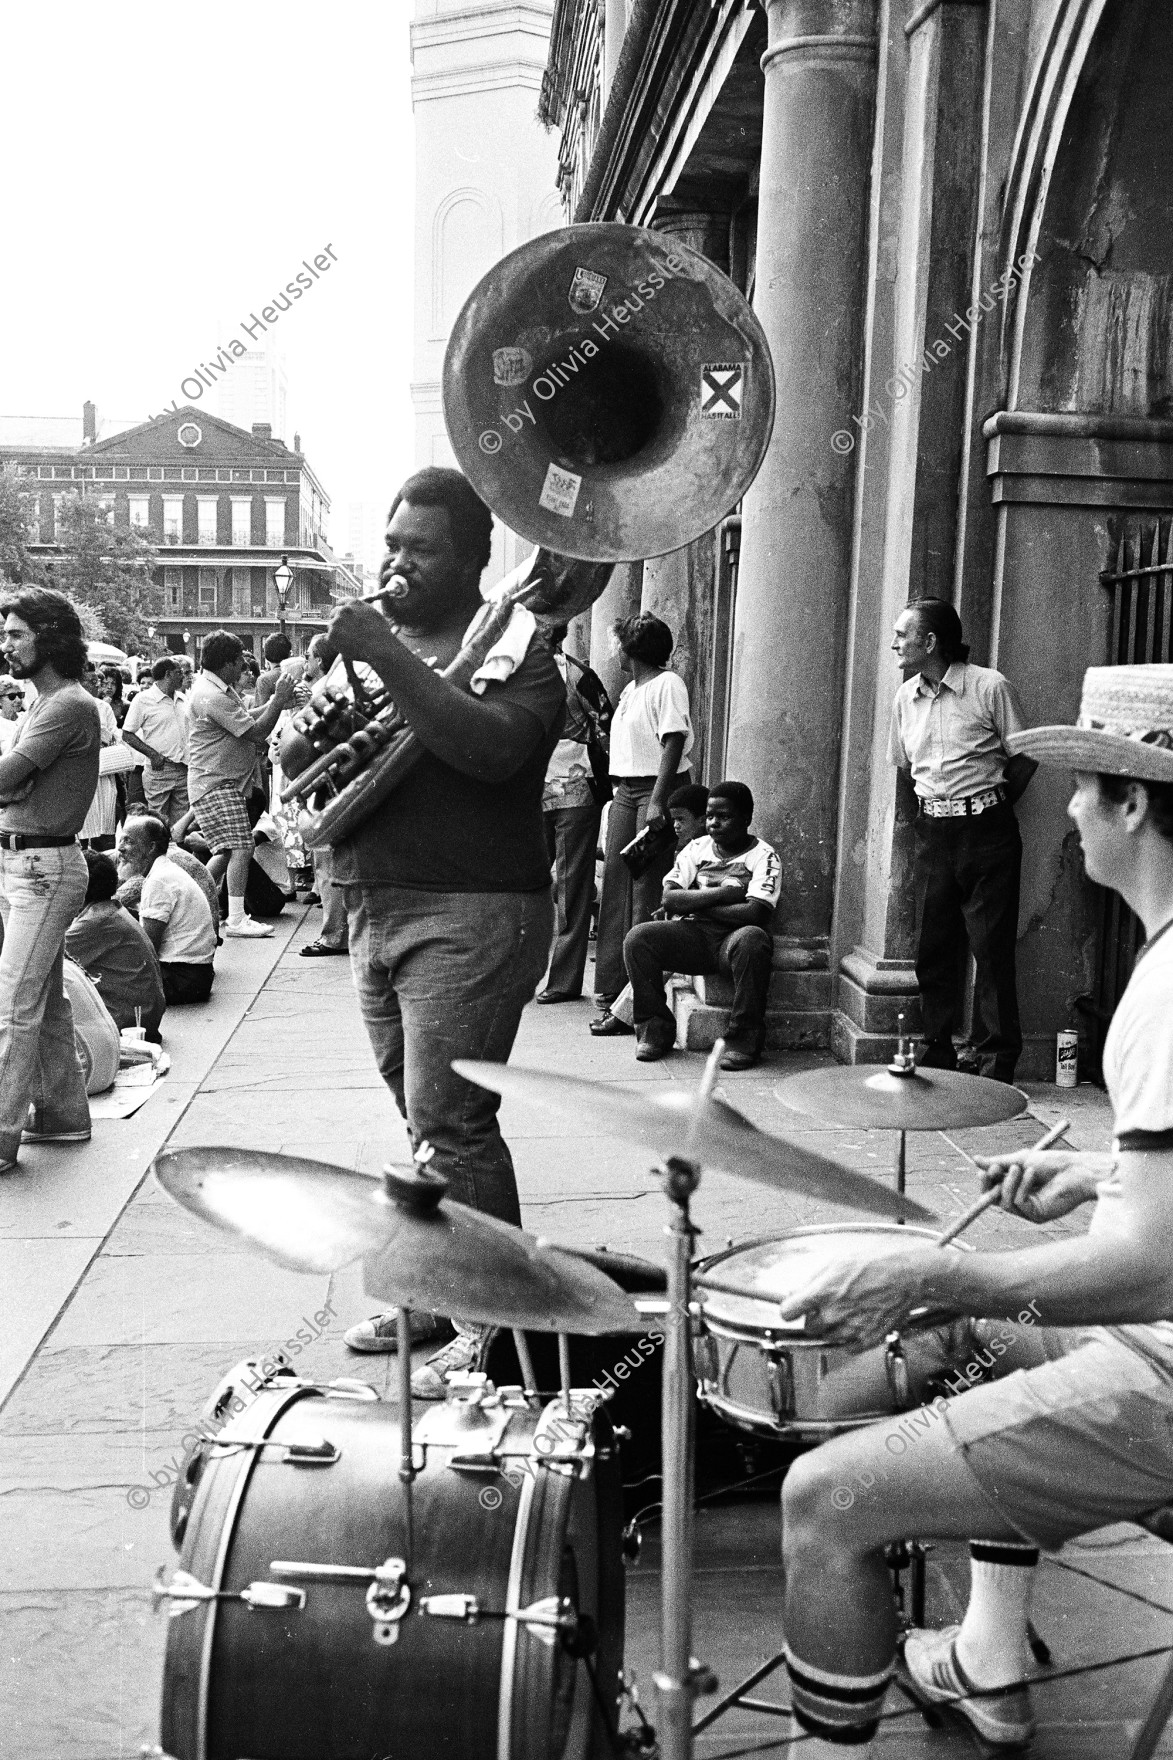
640, 208, 731, 783
834, 0, 990, 1062
589, 560, 643, 706
722, 0, 879, 1042
603, 0, 626, 100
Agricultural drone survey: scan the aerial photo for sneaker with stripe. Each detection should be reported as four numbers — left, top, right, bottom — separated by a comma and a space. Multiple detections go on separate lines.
901, 1624, 1035, 1749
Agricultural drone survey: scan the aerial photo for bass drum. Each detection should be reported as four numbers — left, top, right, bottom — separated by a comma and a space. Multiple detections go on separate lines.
158, 1361, 625, 1760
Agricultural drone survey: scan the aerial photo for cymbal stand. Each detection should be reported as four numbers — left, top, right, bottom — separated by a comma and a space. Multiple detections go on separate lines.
657, 1151, 703, 1760
511, 1329, 538, 1397
396, 1309, 416, 1572
888, 1015, 917, 1220
558, 1333, 573, 1416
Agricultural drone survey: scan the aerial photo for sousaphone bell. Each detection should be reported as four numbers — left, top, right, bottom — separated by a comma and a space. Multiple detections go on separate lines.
280, 223, 775, 845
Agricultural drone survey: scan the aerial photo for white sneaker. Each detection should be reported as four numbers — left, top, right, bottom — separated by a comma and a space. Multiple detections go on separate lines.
223, 916, 274, 938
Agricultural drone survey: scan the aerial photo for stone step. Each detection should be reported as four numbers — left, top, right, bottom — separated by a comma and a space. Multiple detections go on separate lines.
674, 991, 832, 1052
694, 968, 829, 1011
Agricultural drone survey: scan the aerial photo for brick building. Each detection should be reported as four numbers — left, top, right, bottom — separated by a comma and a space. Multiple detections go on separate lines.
1, 405, 360, 659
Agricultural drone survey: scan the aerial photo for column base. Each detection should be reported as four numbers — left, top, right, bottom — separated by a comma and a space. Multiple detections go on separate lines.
830, 945, 923, 1065
670, 938, 833, 1052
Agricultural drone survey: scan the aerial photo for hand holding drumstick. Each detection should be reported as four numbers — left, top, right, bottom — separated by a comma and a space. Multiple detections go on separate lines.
934, 1118, 1074, 1245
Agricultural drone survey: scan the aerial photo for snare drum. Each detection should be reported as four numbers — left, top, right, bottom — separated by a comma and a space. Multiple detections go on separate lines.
694, 1224, 960, 1442
156, 1359, 625, 1760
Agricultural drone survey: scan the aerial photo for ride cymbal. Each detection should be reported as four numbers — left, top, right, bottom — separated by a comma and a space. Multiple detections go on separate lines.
453, 1062, 934, 1222
773, 1065, 1027, 1132
153, 1148, 643, 1336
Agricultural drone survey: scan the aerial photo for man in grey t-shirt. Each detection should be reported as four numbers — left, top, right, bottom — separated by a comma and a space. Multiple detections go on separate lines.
0, 588, 100, 1171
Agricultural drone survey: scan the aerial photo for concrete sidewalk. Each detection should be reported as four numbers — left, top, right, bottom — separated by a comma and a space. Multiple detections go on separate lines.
2, 920, 1171, 1759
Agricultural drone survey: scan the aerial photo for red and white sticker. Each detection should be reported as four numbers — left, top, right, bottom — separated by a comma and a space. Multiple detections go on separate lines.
701, 364, 744, 418
539, 463, 582, 518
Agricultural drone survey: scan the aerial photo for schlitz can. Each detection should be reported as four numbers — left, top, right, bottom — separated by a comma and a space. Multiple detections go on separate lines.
1056, 1029, 1078, 1088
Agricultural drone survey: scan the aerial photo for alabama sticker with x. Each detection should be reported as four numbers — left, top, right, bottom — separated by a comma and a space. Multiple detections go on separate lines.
701, 364, 744, 418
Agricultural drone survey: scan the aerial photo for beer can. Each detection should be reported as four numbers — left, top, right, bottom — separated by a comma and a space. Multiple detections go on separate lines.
1055, 1029, 1078, 1088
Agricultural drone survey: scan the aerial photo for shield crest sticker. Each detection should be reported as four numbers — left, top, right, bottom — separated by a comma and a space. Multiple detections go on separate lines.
568, 267, 608, 315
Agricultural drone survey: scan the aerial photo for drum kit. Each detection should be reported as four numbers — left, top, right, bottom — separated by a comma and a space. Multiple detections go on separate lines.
146, 1024, 1065, 1760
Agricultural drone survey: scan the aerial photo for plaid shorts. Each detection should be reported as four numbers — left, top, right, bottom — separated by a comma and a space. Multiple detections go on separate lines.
193, 782, 253, 854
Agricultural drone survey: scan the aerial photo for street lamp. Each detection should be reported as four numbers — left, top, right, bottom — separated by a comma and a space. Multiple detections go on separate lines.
273, 555, 294, 637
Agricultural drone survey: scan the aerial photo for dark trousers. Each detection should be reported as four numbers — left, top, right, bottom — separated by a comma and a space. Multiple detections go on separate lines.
543, 802, 601, 997
594, 774, 690, 1002
913, 804, 1022, 1081
624, 918, 774, 1048
160, 961, 214, 1005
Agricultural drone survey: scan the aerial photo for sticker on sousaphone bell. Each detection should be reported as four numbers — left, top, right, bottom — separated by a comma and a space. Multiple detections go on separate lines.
701, 364, 745, 419
539, 463, 582, 518
568, 267, 608, 314
492, 347, 532, 387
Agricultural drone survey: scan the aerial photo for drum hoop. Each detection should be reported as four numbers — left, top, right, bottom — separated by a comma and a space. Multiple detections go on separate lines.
194, 1379, 317, 1760
497, 1448, 539, 1760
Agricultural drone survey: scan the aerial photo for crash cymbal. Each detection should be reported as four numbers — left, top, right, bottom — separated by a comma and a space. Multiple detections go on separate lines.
773, 1065, 1027, 1132
153, 1148, 643, 1336
453, 1062, 933, 1222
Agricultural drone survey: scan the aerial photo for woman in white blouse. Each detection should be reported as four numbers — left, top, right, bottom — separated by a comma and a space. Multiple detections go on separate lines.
591, 612, 692, 1028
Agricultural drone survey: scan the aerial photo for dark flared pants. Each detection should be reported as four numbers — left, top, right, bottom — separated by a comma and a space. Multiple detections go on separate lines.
913, 804, 1022, 1081
542, 802, 601, 997
624, 918, 774, 1049
593, 774, 689, 1003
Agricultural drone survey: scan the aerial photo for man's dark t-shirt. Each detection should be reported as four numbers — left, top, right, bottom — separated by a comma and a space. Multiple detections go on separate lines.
331, 639, 566, 893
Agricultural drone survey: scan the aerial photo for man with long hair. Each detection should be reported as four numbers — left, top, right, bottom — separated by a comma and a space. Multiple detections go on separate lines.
0, 586, 101, 1171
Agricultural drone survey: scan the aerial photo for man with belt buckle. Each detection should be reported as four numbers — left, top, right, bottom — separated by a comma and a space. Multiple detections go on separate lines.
889, 599, 1036, 1082
0, 588, 100, 1172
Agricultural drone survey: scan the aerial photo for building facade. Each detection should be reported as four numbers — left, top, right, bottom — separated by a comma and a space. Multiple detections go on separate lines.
410, 0, 563, 585
543, 0, 1173, 1076
1, 407, 359, 659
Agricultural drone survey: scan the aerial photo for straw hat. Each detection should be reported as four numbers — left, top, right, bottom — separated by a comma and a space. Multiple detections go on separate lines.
1008, 665, 1173, 781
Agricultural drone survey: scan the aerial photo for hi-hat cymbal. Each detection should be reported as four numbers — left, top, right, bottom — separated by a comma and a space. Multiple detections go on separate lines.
773, 1065, 1027, 1132
153, 1148, 643, 1336
453, 1062, 934, 1222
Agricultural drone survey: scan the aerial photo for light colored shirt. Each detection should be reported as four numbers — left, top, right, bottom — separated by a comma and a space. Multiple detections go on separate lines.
888, 661, 1027, 802
665, 834, 782, 910
187, 670, 260, 803
123, 683, 189, 763
543, 655, 595, 811
0, 718, 20, 755
609, 671, 692, 777
0, 683, 100, 836
139, 857, 217, 964
80, 699, 119, 841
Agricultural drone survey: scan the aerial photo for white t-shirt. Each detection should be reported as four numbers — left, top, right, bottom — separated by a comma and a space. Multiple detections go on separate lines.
609, 672, 692, 777
665, 835, 782, 910
1092, 920, 1173, 1356
139, 858, 217, 964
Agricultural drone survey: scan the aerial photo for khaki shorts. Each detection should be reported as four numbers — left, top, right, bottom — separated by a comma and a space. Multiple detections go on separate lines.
942, 1327, 1173, 1551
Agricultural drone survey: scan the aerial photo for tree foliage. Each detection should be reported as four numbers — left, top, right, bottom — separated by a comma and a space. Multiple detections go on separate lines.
0, 471, 47, 588
44, 492, 158, 654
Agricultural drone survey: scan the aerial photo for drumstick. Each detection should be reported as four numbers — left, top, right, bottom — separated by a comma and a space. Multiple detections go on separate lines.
933, 1117, 1070, 1247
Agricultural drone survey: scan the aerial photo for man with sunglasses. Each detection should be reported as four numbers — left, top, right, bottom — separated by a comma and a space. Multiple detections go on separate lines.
0, 676, 24, 755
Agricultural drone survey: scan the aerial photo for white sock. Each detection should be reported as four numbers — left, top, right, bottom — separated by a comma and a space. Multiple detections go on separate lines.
227, 893, 246, 925
956, 1541, 1039, 1686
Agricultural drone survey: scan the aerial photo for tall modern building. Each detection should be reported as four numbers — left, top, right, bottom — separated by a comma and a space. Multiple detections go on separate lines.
208, 345, 290, 446
410, 0, 561, 583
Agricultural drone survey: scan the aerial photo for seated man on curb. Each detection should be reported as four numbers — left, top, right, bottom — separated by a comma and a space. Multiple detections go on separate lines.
66, 851, 166, 1039
593, 782, 710, 1037
622, 780, 780, 1071
115, 814, 216, 1004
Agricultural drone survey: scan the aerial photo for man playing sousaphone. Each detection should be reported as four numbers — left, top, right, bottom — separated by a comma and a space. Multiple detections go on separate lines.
321, 468, 565, 1392
773, 664, 1173, 1752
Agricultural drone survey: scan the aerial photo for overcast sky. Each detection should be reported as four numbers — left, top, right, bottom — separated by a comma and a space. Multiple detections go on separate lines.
0, 1, 415, 566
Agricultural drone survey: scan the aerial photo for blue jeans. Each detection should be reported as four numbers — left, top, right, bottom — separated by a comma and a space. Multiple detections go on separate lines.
0, 844, 91, 1162
347, 885, 554, 1226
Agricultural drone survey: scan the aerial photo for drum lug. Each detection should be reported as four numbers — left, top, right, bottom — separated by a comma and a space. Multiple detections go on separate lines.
884, 1333, 911, 1410
366, 1558, 412, 1645
693, 1331, 718, 1387
209, 1436, 340, 1466
765, 1353, 793, 1422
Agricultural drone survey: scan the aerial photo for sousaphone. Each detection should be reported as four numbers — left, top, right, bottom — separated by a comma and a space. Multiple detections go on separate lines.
281, 223, 774, 845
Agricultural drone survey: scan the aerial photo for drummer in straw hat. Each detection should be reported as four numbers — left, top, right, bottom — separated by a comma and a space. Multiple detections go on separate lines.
772, 664, 1173, 1753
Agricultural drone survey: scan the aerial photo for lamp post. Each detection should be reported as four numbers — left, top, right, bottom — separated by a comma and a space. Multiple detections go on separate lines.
274, 554, 294, 638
